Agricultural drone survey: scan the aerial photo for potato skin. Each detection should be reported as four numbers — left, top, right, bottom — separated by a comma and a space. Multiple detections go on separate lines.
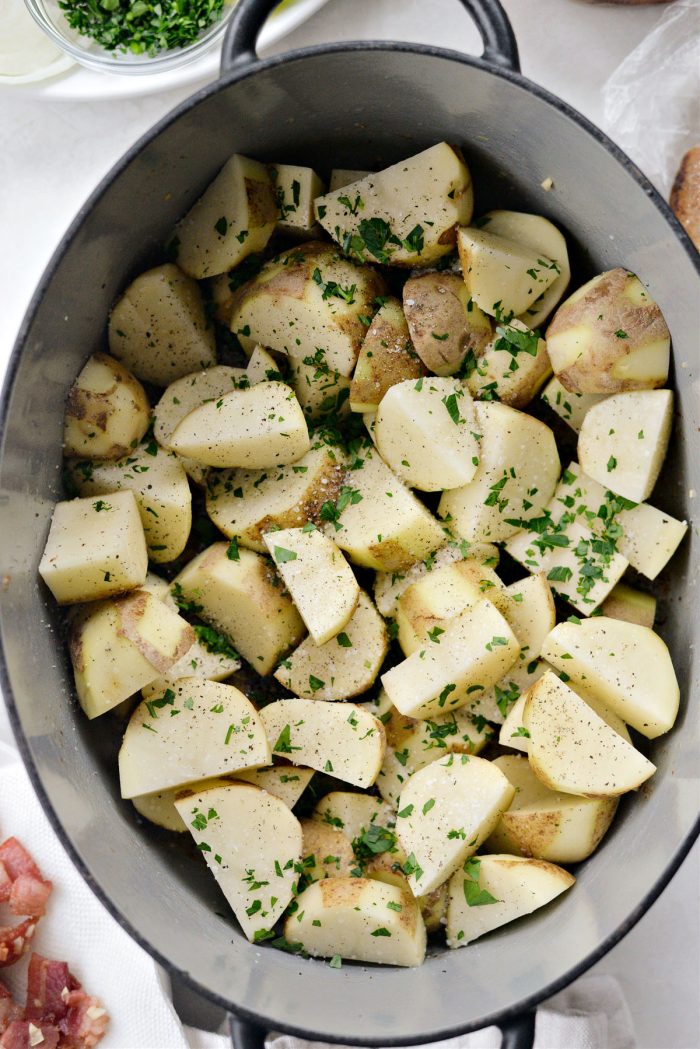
546, 268, 670, 393
63, 353, 150, 460
670, 145, 700, 251
403, 273, 492, 375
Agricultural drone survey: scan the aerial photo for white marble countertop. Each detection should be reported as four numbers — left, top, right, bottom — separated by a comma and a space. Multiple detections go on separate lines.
1, 1, 698, 1046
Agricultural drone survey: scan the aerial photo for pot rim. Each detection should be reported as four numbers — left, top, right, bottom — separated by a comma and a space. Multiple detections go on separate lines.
1, 38, 699, 1045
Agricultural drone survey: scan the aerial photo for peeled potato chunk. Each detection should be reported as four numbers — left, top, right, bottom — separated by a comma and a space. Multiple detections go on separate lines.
375, 378, 480, 492
402, 272, 492, 376
349, 297, 424, 413
328, 169, 372, 192
263, 527, 360, 645
601, 582, 656, 629
541, 617, 679, 738
205, 443, 346, 553
261, 698, 385, 788
287, 878, 426, 966
69, 590, 194, 719
64, 442, 191, 565
246, 345, 282, 386
523, 672, 655, 797
275, 592, 387, 700
118, 678, 270, 798
540, 376, 608, 433
457, 227, 559, 319
578, 389, 673, 503
472, 656, 549, 728
438, 401, 560, 543
174, 154, 277, 279
287, 352, 352, 426
154, 366, 248, 450
175, 783, 301, 941
373, 541, 499, 618
39, 490, 148, 605
300, 819, 355, 880
170, 381, 309, 470
395, 755, 515, 895
546, 269, 670, 393
173, 544, 305, 675
331, 443, 445, 572
315, 143, 473, 268
465, 320, 551, 409
486, 755, 618, 863
63, 353, 150, 461
269, 162, 324, 236
446, 854, 574, 947
232, 765, 315, 808
108, 264, 216, 385
382, 598, 520, 721
312, 791, 394, 841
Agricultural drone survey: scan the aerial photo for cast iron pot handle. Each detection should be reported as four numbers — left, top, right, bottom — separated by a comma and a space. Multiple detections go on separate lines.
229, 1010, 536, 1049
221, 0, 520, 74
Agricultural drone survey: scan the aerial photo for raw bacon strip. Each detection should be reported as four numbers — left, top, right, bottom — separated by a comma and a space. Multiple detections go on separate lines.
0, 983, 21, 1037
60, 993, 108, 1049
9, 879, 51, 921
25, 957, 77, 1025
0, 1021, 60, 1049
0, 919, 37, 968
0, 843, 42, 883
0, 867, 11, 906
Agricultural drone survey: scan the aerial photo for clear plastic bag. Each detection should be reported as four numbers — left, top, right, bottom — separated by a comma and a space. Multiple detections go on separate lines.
602, 0, 700, 196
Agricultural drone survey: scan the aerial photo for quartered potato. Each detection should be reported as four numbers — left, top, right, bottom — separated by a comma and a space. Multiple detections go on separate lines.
316, 143, 473, 268
63, 353, 150, 461
446, 854, 574, 947
39, 490, 148, 604
269, 162, 324, 236
118, 678, 270, 798
233, 765, 315, 808
375, 378, 481, 492
601, 582, 656, 629
287, 353, 352, 425
578, 389, 673, 503
540, 375, 608, 433
141, 637, 241, 702
312, 791, 394, 841
546, 269, 670, 393
475, 656, 549, 728
328, 168, 372, 192
402, 272, 492, 376
154, 366, 248, 446
108, 264, 216, 384
175, 782, 302, 940
464, 319, 551, 409
373, 540, 500, 619
263, 526, 360, 645
174, 154, 277, 279
457, 227, 559, 319
395, 754, 515, 895
299, 819, 355, 880
261, 698, 386, 788
170, 381, 310, 469
349, 297, 424, 413
246, 345, 282, 386
173, 543, 306, 675
205, 443, 347, 553
288, 878, 426, 966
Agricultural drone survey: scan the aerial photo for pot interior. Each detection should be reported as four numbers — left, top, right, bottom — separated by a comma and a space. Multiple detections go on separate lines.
0, 47, 698, 1044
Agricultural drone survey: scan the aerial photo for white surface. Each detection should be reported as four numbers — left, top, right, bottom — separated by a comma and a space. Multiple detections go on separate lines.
0, 1, 698, 1047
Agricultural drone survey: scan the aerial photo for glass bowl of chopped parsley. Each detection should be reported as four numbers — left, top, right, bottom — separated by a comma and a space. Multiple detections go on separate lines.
23, 0, 235, 73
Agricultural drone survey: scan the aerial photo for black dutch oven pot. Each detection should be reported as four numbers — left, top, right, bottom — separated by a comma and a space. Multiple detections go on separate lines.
1, 1, 698, 1047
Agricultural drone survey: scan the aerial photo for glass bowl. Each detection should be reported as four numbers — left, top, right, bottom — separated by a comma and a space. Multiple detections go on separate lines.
23, 0, 237, 75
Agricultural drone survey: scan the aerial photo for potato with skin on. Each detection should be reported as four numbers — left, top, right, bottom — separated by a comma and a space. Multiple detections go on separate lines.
349, 298, 425, 413
375, 378, 481, 493
173, 544, 305, 676
287, 352, 352, 426
141, 633, 241, 701
313, 791, 394, 842
470, 655, 549, 728
205, 443, 347, 553
540, 375, 608, 433
119, 678, 271, 799
274, 592, 387, 701
382, 598, 520, 721
457, 228, 559, 319
208, 255, 265, 327
174, 154, 277, 279
374, 540, 499, 619
287, 878, 426, 966
479, 211, 571, 329
438, 401, 560, 543
261, 698, 386, 788
263, 527, 360, 645
69, 590, 194, 719
175, 783, 302, 942
395, 754, 515, 896
300, 819, 355, 880
268, 163, 324, 235
229, 242, 387, 377
330, 444, 445, 572
601, 582, 656, 629
465, 319, 551, 409
39, 490, 148, 605
170, 381, 310, 470
315, 143, 473, 268
523, 672, 655, 797
578, 389, 673, 503
108, 264, 216, 385
64, 442, 191, 565
485, 755, 619, 863
63, 353, 150, 461
446, 854, 574, 948
402, 272, 492, 376
541, 617, 680, 738
545, 269, 670, 393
